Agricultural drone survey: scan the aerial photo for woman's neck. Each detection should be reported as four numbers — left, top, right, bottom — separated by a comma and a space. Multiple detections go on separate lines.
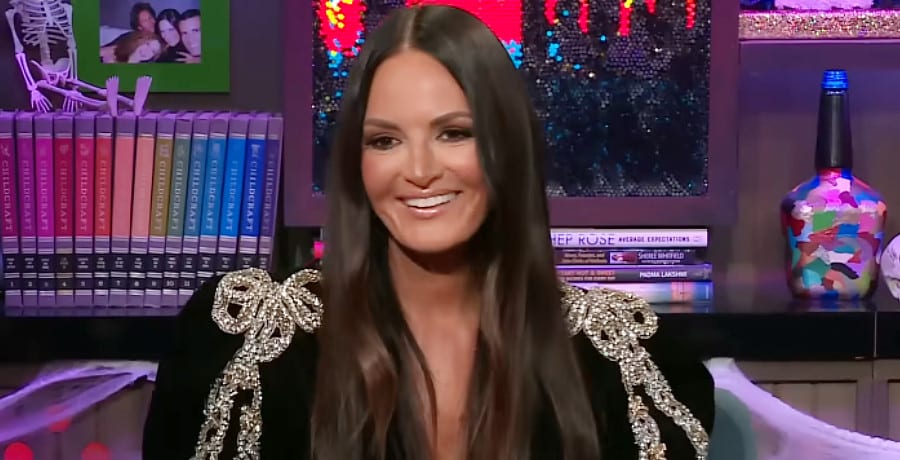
387, 239, 480, 325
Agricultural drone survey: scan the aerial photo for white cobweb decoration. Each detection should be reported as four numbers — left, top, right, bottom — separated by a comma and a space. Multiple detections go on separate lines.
0, 361, 156, 444
708, 358, 900, 460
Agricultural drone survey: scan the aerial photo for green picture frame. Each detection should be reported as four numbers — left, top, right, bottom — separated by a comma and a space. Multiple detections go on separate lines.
72, 0, 230, 93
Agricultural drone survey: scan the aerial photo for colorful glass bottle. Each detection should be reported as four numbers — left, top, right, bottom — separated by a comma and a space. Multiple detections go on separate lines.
780, 69, 887, 300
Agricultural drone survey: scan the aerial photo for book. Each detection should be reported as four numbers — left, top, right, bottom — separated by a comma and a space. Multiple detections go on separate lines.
550, 228, 708, 248
180, 112, 211, 305
53, 113, 75, 307
73, 112, 96, 310
198, 113, 228, 286
110, 113, 136, 309
216, 113, 249, 275
0, 111, 20, 310
129, 112, 158, 309
163, 112, 194, 309
93, 114, 114, 309
257, 114, 283, 271
15, 112, 38, 309
147, 113, 175, 308
237, 113, 267, 270
34, 113, 56, 309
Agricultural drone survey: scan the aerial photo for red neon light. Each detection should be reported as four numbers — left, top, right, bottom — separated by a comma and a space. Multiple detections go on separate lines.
3, 443, 33, 460
317, 0, 698, 53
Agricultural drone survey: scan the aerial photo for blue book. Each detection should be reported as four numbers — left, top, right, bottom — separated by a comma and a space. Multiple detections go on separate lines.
197, 113, 228, 287
237, 114, 268, 270
257, 115, 283, 271
179, 112, 211, 305
216, 113, 249, 275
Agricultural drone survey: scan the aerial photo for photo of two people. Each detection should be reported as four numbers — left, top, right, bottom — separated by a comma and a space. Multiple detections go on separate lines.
99, 0, 201, 64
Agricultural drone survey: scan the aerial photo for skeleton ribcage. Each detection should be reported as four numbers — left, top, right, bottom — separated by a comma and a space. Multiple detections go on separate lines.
17, 0, 72, 47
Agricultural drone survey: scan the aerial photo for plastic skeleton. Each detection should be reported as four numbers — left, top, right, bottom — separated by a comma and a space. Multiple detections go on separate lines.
5, 0, 150, 114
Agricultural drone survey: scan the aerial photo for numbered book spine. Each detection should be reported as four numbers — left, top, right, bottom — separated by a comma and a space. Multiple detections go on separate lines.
237, 114, 267, 269
73, 112, 96, 309
110, 113, 136, 309
15, 113, 37, 309
147, 113, 175, 308
92, 114, 114, 309
180, 112, 211, 305
129, 113, 157, 310
258, 115, 283, 271
217, 113, 249, 275
198, 113, 228, 286
53, 114, 75, 308
34, 113, 56, 309
0, 112, 20, 310
164, 112, 193, 308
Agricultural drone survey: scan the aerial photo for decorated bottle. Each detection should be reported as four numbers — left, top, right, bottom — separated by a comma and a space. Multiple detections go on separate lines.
780, 69, 887, 300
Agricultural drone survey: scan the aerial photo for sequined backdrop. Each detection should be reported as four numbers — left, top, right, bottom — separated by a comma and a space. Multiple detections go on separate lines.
312, 0, 711, 198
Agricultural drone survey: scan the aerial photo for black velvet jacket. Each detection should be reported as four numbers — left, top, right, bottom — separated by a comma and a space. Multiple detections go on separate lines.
142, 270, 715, 459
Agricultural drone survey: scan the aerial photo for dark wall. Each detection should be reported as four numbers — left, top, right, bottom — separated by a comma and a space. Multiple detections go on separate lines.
710, 40, 900, 307
0, 0, 283, 112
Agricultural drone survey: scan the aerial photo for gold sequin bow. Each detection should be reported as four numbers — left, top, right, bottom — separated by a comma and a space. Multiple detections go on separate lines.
191, 268, 323, 460
560, 283, 709, 460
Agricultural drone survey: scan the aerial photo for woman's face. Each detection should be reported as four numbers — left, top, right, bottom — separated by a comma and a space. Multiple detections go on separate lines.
158, 19, 180, 46
137, 10, 156, 33
361, 49, 489, 255
132, 39, 160, 62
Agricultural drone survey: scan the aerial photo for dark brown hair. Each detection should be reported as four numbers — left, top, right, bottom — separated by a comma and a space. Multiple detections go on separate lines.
113, 31, 162, 63
313, 5, 600, 459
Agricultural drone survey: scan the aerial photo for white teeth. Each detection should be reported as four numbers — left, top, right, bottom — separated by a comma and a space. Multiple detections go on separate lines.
404, 193, 457, 209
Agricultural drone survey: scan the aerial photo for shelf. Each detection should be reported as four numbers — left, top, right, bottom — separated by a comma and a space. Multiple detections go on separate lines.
741, 39, 900, 72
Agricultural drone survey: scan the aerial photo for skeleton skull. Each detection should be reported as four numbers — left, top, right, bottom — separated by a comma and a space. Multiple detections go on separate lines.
880, 234, 900, 300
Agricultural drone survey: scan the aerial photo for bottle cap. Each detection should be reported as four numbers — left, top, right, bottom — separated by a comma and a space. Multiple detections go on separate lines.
822, 69, 848, 90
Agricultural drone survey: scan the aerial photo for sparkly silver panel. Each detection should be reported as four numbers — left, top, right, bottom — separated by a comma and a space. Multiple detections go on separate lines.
193, 268, 709, 459
311, 1, 712, 198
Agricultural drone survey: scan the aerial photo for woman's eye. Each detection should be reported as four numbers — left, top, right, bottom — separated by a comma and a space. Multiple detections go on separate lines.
366, 136, 398, 150
439, 128, 473, 142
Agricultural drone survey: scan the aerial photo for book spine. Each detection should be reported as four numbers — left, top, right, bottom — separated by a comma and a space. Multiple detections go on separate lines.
550, 228, 709, 248
73, 112, 96, 309
554, 247, 705, 266
0, 112, 20, 310
237, 114, 267, 270
180, 113, 210, 304
258, 115, 283, 271
568, 281, 714, 304
556, 264, 713, 283
129, 113, 157, 310
0, 113, 19, 306
164, 113, 193, 308
110, 114, 136, 309
198, 114, 228, 286
217, 114, 249, 275
34, 114, 55, 309
53, 114, 75, 308
147, 114, 175, 308
93, 114, 114, 309
15, 113, 37, 309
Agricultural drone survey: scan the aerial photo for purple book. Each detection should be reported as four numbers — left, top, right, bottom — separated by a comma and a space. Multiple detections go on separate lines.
15, 112, 38, 310
258, 115, 283, 271
34, 113, 56, 310
0, 111, 21, 310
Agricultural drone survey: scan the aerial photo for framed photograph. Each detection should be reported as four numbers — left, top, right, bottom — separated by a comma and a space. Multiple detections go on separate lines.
73, 0, 230, 92
740, 0, 900, 39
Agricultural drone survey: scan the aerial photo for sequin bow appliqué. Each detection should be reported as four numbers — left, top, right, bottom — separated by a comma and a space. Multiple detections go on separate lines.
191, 268, 323, 460
560, 283, 710, 460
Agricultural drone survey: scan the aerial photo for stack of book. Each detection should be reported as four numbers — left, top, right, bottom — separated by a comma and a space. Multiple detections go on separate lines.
552, 228, 712, 303
0, 110, 284, 316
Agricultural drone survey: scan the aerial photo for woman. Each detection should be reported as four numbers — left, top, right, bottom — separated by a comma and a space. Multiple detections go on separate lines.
113, 31, 162, 63
154, 8, 188, 63
142, 5, 714, 459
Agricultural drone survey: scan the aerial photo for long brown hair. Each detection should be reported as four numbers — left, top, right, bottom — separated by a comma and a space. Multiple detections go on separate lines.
312, 5, 600, 459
